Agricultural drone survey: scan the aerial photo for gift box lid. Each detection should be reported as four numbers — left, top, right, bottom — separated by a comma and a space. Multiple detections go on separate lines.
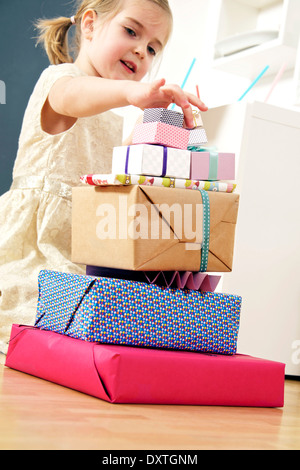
143, 108, 184, 128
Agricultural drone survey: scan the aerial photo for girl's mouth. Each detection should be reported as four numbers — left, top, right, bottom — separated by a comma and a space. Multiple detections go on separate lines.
120, 60, 136, 74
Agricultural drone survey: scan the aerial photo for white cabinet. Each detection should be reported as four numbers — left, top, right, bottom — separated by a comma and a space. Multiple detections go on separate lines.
209, 0, 300, 78
201, 101, 300, 377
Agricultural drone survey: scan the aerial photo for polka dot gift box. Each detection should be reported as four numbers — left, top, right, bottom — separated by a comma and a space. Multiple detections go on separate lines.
35, 270, 242, 355
143, 108, 184, 128
132, 122, 190, 150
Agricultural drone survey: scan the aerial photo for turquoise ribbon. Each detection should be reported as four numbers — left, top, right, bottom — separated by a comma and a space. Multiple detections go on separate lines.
188, 146, 219, 181
207, 149, 219, 181
199, 189, 210, 273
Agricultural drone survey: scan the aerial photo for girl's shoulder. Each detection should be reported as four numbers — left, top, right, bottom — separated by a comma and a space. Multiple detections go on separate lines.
39, 63, 86, 84
31, 63, 86, 106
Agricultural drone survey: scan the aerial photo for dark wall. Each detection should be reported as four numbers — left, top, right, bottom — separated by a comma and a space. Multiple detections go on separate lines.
0, 0, 73, 195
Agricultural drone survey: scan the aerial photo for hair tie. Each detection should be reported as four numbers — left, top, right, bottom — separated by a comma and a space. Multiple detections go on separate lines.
70, 16, 76, 25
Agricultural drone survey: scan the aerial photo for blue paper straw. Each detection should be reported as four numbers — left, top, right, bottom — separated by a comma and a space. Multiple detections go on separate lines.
171, 57, 196, 110
238, 65, 270, 101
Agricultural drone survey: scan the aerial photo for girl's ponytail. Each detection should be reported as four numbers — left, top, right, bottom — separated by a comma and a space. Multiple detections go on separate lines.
34, 16, 75, 65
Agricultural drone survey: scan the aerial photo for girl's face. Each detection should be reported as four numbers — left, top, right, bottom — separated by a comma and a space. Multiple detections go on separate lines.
80, 0, 171, 80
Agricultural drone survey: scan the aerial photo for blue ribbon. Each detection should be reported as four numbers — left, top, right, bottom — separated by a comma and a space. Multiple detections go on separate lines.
161, 147, 168, 177
199, 147, 219, 181
207, 150, 219, 181
199, 189, 210, 273
125, 146, 130, 174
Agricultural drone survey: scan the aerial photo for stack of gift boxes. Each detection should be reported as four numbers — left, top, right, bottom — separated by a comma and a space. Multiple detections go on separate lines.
5, 108, 285, 407
80, 108, 237, 194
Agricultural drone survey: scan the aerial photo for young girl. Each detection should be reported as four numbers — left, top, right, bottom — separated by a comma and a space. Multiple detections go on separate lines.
0, 0, 207, 359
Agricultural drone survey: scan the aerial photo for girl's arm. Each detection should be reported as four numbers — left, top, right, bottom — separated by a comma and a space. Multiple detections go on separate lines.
47, 75, 207, 130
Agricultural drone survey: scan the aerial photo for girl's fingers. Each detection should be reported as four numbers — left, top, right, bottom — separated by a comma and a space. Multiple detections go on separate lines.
173, 99, 193, 129
149, 78, 166, 94
160, 85, 207, 127
185, 91, 208, 112
146, 81, 208, 126
170, 87, 195, 128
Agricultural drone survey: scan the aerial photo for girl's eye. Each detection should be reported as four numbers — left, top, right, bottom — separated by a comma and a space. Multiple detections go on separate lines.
125, 27, 136, 37
148, 45, 156, 56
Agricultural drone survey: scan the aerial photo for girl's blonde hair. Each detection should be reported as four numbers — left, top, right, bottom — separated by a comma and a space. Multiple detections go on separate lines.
34, 0, 173, 65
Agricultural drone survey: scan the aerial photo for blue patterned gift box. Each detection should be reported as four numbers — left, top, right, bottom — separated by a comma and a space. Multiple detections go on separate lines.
35, 270, 242, 355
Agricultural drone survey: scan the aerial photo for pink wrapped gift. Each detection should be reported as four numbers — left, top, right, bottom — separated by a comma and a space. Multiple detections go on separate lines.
191, 151, 235, 181
5, 324, 285, 407
132, 122, 190, 150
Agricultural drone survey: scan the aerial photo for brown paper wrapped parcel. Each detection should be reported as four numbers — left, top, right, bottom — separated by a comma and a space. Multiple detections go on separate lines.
72, 186, 239, 272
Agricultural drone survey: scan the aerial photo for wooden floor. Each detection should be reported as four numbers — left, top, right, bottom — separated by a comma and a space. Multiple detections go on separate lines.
0, 364, 300, 450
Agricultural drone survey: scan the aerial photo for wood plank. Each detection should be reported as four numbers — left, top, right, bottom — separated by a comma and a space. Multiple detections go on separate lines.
0, 365, 299, 450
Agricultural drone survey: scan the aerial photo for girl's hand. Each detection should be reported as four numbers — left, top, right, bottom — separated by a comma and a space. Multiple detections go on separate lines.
126, 78, 208, 129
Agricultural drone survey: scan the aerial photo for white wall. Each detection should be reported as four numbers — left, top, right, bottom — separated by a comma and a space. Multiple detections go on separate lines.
115, 0, 300, 140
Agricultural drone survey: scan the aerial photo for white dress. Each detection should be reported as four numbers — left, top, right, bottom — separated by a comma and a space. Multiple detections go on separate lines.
0, 63, 123, 359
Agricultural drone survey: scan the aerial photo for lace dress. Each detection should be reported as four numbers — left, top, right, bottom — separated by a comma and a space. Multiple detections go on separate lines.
0, 63, 123, 359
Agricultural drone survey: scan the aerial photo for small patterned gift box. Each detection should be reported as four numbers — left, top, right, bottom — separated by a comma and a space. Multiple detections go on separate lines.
143, 108, 184, 128
188, 128, 208, 145
191, 110, 203, 128
35, 270, 242, 355
190, 151, 235, 181
132, 122, 190, 150
112, 144, 191, 179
